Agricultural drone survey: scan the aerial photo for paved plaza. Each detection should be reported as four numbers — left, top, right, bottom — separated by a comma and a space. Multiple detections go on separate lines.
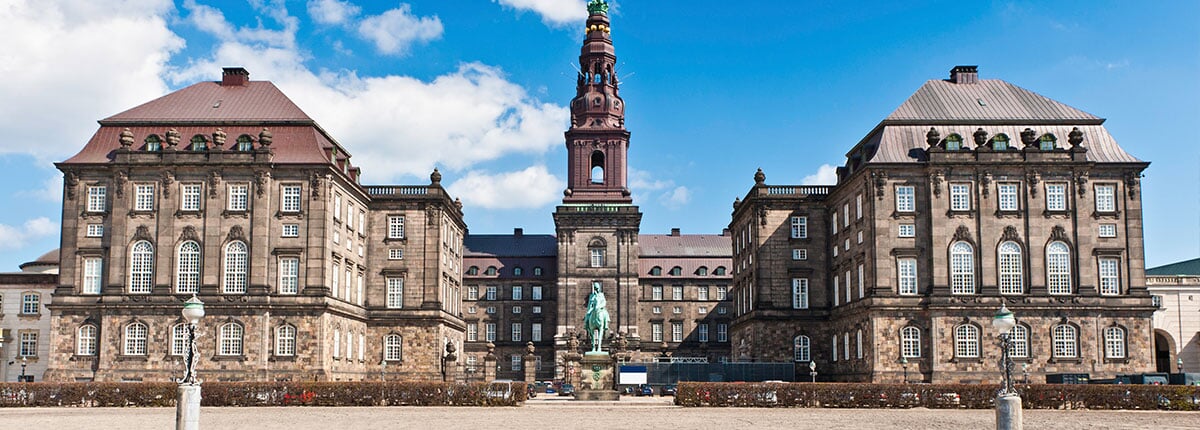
1, 398, 1197, 430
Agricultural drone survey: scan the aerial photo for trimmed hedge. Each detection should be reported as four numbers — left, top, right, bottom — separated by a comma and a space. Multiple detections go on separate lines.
675, 382, 1200, 411
0, 381, 526, 407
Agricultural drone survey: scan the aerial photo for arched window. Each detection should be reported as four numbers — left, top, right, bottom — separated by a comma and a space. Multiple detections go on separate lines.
236, 135, 254, 151
697, 266, 709, 276
1046, 241, 1071, 295
950, 241, 975, 294
1052, 324, 1078, 358
513, 267, 523, 276
190, 135, 208, 151
533, 267, 543, 276
1039, 134, 1057, 151
124, 322, 148, 355
171, 323, 188, 356
1104, 326, 1126, 359
650, 266, 662, 276
276, 325, 296, 356
219, 322, 244, 356
176, 241, 201, 294
384, 334, 403, 361
954, 324, 980, 358
945, 134, 964, 151
714, 267, 727, 276
223, 241, 248, 294
77, 324, 98, 356
793, 335, 810, 362
1008, 325, 1029, 358
590, 151, 605, 184
998, 241, 1023, 295
901, 326, 921, 358
669, 266, 682, 276
485, 266, 497, 276
467, 266, 479, 276
992, 134, 1010, 151
129, 241, 154, 293
144, 135, 162, 152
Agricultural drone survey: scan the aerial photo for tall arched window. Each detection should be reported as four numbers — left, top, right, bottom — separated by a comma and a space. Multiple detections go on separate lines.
77, 324, 98, 356
223, 241, 248, 293
1052, 324, 1078, 358
384, 334, 403, 361
793, 335, 810, 362
1046, 241, 1072, 295
954, 324, 980, 358
998, 241, 1023, 295
1104, 327, 1126, 359
129, 241, 154, 293
275, 325, 296, 356
176, 241, 201, 294
124, 322, 148, 355
219, 322, 244, 356
590, 151, 605, 184
950, 241, 975, 294
1008, 325, 1029, 358
171, 323, 188, 356
901, 326, 921, 358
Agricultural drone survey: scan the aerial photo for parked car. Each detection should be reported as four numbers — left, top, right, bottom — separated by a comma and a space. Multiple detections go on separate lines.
637, 384, 654, 396
559, 383, 575, 396
660, 384, 677, 396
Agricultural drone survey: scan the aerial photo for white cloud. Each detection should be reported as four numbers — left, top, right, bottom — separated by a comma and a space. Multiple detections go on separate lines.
0, 217, 58, 250
802, 164, 838, 185
16, 175, 64, 202
356, 4, 443, 55
658, 186, 691, 209
446, 165, 563, 210
307, 0, 361, 25
0, 0, 183, 160
184, 0, 298, 48
629, 168, 672, 192
495, 0, 589, 26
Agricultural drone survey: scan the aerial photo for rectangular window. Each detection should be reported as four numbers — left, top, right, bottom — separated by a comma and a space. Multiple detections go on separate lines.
652, 285, 663, 301
832, 275, 839, 306
790, 216, 808, 239
86, 224, 104, 237
467, 323, 478, 342
717, 324, 728, 342
698, 286, 709, 301
857, 264, 864, 299
134, 184, 155, 211
21, 293, 40, 314
832, 335, 838, 362
898, 258, 917, 295
512, 285, 523, 301
486, 323, 496, 342
898, 224, 915, 238
532, 286, 543, 300
856, 194, 863, 219
82, 257, 103, 294
1099, 224, 1117, 238
672, 285, 683, 301
282, 185, 301, 213
19, 332, 37, 357
532, 305, 542, 314
950, 183, 970, 211
467, 286, 479, 300
673, 306, 682, 314
386, 278, 404, 309
333, 231, 340, 244
896, 186, 915, 212
359, 209, 366, 234
672, 322, 683, 342
716, 286, 728, 301
857, 231, 863, 244
87, 186, 107, 212
698, 324, 709, 342
279, 257, 299, 294
181, 184, 201, 211
513, 305, 522, 314
831, 216, 837, 235
486, 286, 497, 301
998, 183, 1019, 211
843, 203, 850, 227
652, 306, 661, 314
792, 249, 807, 260
511, 323, 522, 342
845, 270, 852, 303
1095, 184, 1116, 212
532, 323, 542, 342
388, 248, 403, 260
590, 248, 605, 267
282, 224, 299, 238
388, 216, 405, 239
511, 355, 522, 371
333, 194, 341, 220
1046, 184, 1066, 211
1099, 258, 1121, 296
791, 278, 808, 309
228, 184, 248, 211
652, 323, 663, 342
698, 306, 707, 314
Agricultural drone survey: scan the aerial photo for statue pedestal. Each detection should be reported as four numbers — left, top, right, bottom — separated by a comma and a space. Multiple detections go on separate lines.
575, 351, 619, 401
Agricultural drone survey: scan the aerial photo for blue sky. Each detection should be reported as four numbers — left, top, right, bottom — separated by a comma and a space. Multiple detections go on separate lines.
0, 0, 1196, 270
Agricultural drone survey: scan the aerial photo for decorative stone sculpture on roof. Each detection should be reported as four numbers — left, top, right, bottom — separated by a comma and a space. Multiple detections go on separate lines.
973, 128, 988, 147
753, 168, 766, 185
1068, 127, 1084, 148
166, 128, 181, 148
258, 128, 272, 147
430, 168, 442, 185
926, 127, 940, 147
213, 128, 227, 148
1020, 128, 1037, 149
119, 128, 134, 148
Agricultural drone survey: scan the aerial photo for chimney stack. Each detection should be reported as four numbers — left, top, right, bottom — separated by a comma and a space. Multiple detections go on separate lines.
514, 228, 524, 237
949, 65, 979, 84
670, 228, 681, 237
222, 67, 250, 86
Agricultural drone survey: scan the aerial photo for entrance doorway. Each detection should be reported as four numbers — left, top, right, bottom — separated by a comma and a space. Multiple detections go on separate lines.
1154, 331, 1174, 373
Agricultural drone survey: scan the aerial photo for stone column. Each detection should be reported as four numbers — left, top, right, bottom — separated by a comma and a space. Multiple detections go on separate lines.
483, 342, 497, 382
996, 393, 1023, 430
176, 384, 201, 430
523, 342, 538, 382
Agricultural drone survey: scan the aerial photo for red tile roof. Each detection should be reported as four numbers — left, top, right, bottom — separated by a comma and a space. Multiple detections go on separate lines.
639, 234, 731, 257
62, 125, 334, 164
102, 81, 312, 123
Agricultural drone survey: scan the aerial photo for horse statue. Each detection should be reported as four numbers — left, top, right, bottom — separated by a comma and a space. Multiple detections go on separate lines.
583, 284, 610, 353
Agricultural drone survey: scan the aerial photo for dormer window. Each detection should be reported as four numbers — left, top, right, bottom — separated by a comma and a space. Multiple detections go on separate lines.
945, 134, 963, 151
669, 266, 682, 276
144, 135, 162, 152
650, 266, 662, 276
236, 135, 254, 151
467, 266, 479, 276
714, 267, 726, 276
992, 134, 1009, 151
190, 135, 208, 151
1039, 134, 1057, 151
697, 266, 708, 276
485, 266, 497, 276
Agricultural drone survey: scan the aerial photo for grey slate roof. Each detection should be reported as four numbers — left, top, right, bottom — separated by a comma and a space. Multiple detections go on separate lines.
1147, 258, 1200, 276
464, 234, 557, 257
885, 79, 1101, 124
639, 234, 731, 257
867, 124, 1142, 164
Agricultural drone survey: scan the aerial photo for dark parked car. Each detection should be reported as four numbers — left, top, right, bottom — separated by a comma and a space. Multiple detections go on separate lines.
637, 384, 654, 396
559, 383, 575, 396
660, 384, 677, 396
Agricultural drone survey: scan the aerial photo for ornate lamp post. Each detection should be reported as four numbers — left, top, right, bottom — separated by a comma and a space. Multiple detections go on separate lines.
177, 295, 205, 430
20, 356, 28, 382
992, 303, 1021, 430
808, 360, 817, 383
899, 356, 909, 384
1177, 357, 1184, 373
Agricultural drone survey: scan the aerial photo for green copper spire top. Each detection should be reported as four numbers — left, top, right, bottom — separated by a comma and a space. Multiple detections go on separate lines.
587, 0, 609, 15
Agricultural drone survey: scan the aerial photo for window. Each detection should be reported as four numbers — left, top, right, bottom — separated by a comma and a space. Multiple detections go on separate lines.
673, 306, 682, 314
485, 267, 497, 276
512, 323, 522, 342
651, 323, 663, 342
1104, 327, 1126, 359
513, 306, 522, 314
856, 194, 863, 219
333, 194, 342, 220
698, 286, 709, 301
791, 278, 808, 309
896, 186, 915, 212
950, 241, 975, 294
228, 184, 248, 211
1152, 295, 1164, 309
533, 267, 543, 276
954, 325, 980, 358
998, 183, 1019, 211
698, 306, 707, 314
486, 286, 497, 300
83, 257, 103, 294
1039, 135, 1056, 151
717, 286, 728, 301
331, 263, 340, 297
532, 323, 542, 342
843, 203, 850, 227
87, 186, 107, 212
1046, 184, 1066, 211
533, 305, 542, 314
384, 334, 403, 361
276, 325, 296, 356
590, 247, 605, 267
1052, 325, 1078, 358
77, 325, 98, 356
1099, 258, 1121, 296
698, 324, 709, 343
791, 216, 808, 239
672, 285, 683, 301
129, 240, 154, 293
388, 216, 405, 239
19, 332, 37, 357
467, 323, 478, 342
714, 266, 727, 276
279, 257, 299, 294
333, 231, 340, 245
697, 266, 708, 276
950, 183, 970, 211
845, 270, 852, 303
170, 324, 188, 356
176, 241, 201, 294
124, 322, 148, 355
333, 330, 342, 357
386, 278, 404, 308
134, 184, 155, 211
672, 322, 684, 342
898, 258, 917, 295
651, 285, 663, 301
282, 185, 301, 213
223, 241, 248, 293
1095, 184, 1116, 212
358, 209, 365, 233
281, 224, 299, 238
832, 275, 839, 306
190, 135, 207, 151
901, 326, 920, 358
993, 134, 1010, 151
1046, 241, 1072, 295
16, 293, 37, 315
793, 335, 810, 362
512, 286, 523, 301
856, 330, 863, 359
898, 224, 915, 238
485, 324, 496, 342
1099, 224, 1117, 238
717, 323, 728, 342
85, 224, 104, 237
144, 135, 162, 151
998, 241, 1023, 295
236, 135, 253, 151
1008, 325, 1029, 358
857, 231, 863, 244
652, 306, 661, 314
832, 335, 838, 362
513, 267, 523, 276
792, 249, 807, 260
219, 323, 243, 356
181, 184, 201, 211
945, 134, 963, 150
532, 286, 543, 300
832, 217, 837, 235
467, 286, 479, 300
857, 264, 864, 299
511, 355, 522, 371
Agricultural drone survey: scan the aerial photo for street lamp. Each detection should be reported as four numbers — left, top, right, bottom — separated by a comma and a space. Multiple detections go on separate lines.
899, 356, 909, 384
1178, 357, 1185, 373
20, 356, 28, 382
808, 360, 817, 383
1022, 363, 1029, 385
177, 295, 205, 430
992, 303, 1021, 430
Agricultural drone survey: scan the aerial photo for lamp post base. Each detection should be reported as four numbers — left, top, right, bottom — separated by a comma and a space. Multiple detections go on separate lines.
995, 393, 1022, 430
176, 383, 202, 430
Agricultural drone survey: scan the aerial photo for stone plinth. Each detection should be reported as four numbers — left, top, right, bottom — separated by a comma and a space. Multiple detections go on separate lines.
574, 351, 619, 401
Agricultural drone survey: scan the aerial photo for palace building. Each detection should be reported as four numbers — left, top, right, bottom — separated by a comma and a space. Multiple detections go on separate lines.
42, 1, 1152, 383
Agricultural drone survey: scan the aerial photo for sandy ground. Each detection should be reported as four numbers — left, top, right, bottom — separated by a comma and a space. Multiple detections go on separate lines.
1, 397, 1196, 430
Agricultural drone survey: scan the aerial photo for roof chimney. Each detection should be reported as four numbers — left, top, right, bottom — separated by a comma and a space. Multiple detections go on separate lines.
514, 228, 523, 238
670, 228, 681, 237
949, 65, 978, 84
222, 67, 250, 86
721, 228, 730, 236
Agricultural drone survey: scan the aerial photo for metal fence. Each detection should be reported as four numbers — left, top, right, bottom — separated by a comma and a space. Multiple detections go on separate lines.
627, 362, 796, 385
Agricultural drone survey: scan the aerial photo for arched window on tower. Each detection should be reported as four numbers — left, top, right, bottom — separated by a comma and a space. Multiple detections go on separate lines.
591, 151, 605, 184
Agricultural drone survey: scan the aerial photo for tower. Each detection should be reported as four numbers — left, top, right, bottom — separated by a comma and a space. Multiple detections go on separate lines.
554, 0, 643, 361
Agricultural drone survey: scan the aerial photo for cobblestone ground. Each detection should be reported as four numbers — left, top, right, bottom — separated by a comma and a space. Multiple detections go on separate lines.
2, 400, 1197, 430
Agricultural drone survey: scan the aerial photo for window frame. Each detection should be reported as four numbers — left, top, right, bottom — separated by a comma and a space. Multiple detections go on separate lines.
386, 278, 404, 309
954, 324, 980, 359
949, 183, 971, 211
222, 241, 249, 294
897, 257, 917, 295
227, 183, 249, 211
281, 184, 302, 213
895, 185, 915, 212
77, 324, 98, 356
128, 240, 154, 294
793, 335, 810, 362
998, 182, 1019, 211
388, 216, 406, 239
950, 241, 975, 295
124, 322, 148, 356
792, 278, 809, 309
176, 241, 201, 294
181, 183, 202, 212
790, 216, 808, 239
1052, 324, 1079, 358
218, 322, 244, 356
997, 241, 1023, 295
1046, 241, 1072, 295
901, 326, 921, 358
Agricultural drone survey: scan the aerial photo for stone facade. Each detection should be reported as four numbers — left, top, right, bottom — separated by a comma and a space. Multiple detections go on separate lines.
0, 253, 57, 382
1146, 259, 1200, 373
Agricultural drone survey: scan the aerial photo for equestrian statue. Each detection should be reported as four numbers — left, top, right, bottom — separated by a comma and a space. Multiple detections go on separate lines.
583, 284, 610, 353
